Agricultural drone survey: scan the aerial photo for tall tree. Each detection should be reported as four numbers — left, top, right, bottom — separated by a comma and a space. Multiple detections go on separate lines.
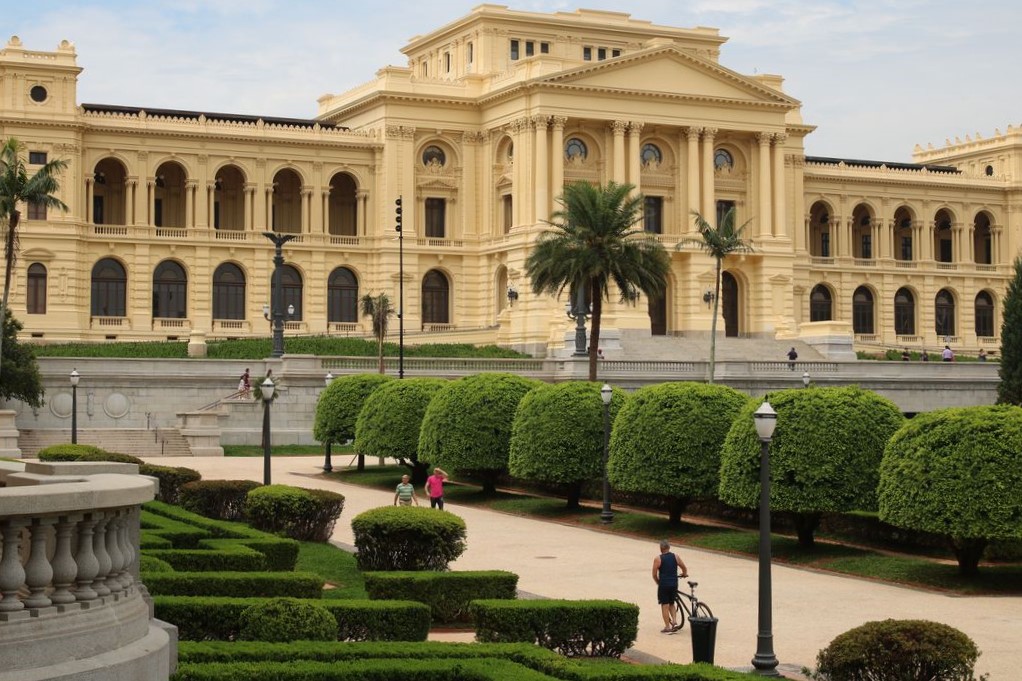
360, 292, 395, 374
682, 206, 753, 383
997, 256, 1022, 404
0, 138, 67, 382
526, 181, 670, 381
0, 309, 44, 408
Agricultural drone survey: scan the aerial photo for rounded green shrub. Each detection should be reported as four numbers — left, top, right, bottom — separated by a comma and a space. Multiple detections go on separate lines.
138, 554, 174, 573
245, 484, 345, 541
808, 619, 982, 681
179, 479, 262, 520
418, 372, 542, 493
509, 382, 626, 508
879, 404, 1022, 575
608, 382, 748, 524
37, 444, 143, 465
719, 386, 904, 547
139, 464, 201, 505
313, 373, 393, 445
352, 506, 467, 571
238, 597, 338, 642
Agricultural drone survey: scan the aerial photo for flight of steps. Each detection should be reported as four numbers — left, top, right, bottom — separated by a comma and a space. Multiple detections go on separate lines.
17, 428, 193, 458
614, 330, 825, 363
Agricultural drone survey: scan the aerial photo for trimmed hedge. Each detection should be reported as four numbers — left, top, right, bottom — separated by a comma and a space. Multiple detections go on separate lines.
471, 599, 638, 658
37, 445, 143, 465
139, 464, 202, 505
245, 485, 344, 542
154, 596, 430, 642
238, 598, 338, 642
142, 571, 324, 598
352, 506, 467, 571
180, 479, 262, 520
172, 659, 555, 681
355, 377, 448, 477
364, 571, 518, 624
314, 373, 394, 445
138, 555, 175, 573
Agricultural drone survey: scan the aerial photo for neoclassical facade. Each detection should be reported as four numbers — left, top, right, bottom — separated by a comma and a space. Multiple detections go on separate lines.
0, 6, 1017, 355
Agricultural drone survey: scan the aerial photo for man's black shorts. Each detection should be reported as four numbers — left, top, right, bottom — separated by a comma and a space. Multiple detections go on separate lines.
657, 584, 678, 605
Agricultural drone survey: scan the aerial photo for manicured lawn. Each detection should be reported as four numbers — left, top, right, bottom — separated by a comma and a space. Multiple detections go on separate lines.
224, 444, 353, 457
295, 540, 366, 599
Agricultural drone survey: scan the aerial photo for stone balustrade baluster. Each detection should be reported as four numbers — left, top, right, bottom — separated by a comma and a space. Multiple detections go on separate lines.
24, 517, 56, 608
0, 518, 28, 611
92, 513, 112, 598
116, 510, 134, 589
104, 512, 124, 594
50, 515, 80, 605
73, 516, 100, 602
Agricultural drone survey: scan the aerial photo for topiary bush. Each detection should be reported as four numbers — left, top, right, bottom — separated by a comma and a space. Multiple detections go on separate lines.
806, 619, 984, 681
719, 387, 904, 547
879, 404, 1022, 575
355, 377, 448, 484
352, 506, 466, 571
37, 444, 143, 465
418, 373, 542, 493
508, 382, 627, 508
245, 485, 345, 542
238, 597, 338, 642
315, 373, 393, 470
608, 382, 748, 525
179, 479, 262, 520
363, 570, 518, 624
139, 463, 202, 504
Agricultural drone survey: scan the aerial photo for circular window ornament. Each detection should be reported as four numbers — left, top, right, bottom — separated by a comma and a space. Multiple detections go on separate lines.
422, 145, 446, 168
641, 143, 662, 166
565, 137, 587, 162
29, 85, 48, 103
714, 149, 734, 171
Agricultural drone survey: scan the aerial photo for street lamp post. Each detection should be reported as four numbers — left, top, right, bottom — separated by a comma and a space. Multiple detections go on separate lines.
802, 371, 810, 388
600, 383, 614, 524
70, 368, 80, 444
262, 232, 298, 358
751, 401, 780, 676
565, 286, 589, 357
322, 372, 334, 473
261, 377, 276, 485
395, 197, 405, 379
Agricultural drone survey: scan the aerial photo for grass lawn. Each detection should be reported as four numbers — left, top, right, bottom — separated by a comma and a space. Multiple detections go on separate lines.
295, 540, 366, 599
223, 443, 353, 457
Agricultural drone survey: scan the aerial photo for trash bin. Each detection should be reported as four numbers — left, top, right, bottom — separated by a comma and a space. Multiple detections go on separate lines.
688, 616, 718, 664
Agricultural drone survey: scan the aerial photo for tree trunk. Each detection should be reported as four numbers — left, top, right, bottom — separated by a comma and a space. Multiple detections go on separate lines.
667, 497, 690, 526
708, 259, 721, 384
357, 453, 365, 472
480, 473, 497, 495
0, 210, 20, 383
588, 279, 601, 382
565, 481, 582, 509
793, 512, 821, 548
951, 537, 987, 577
377, 337, 385, 374
406, 460, 428, 486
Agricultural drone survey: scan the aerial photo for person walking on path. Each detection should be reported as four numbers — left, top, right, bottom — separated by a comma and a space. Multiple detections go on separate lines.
394, 474, 419, 506
239, 368, 251, 396
942, 345, 954, 362
424, 467, 449, 510
652, 540, 689, 633
786, 347, 798, 370
979, 348, 988, 362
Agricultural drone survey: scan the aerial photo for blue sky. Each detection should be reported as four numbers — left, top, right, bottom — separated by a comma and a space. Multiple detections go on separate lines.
6, 1, 1021, 161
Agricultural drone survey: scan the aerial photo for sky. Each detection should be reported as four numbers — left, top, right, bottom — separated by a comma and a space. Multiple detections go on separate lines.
4, 1, 1021, 161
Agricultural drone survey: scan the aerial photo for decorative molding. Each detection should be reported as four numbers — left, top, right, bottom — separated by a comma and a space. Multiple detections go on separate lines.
611, 120, 628, 135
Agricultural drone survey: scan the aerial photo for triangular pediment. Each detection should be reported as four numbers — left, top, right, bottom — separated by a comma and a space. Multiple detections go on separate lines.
538, 46, 798, 108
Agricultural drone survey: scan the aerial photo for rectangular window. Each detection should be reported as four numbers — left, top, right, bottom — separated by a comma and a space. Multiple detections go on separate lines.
502, 196, 513, 234
525, 41, 534, 57
612, 49, 621, 57
643, 197, 663, 234
939, 239, 953, 263
154, 198, 163, 227
445, 52, 451, 73
421, 62, 428, 77
467, 42, 474, 64
821, 232, 830, 258
583, 46, 592, 61
715, 199, 735, 228
425, 198, 446, 238
27, 201, 46, 221
510, 40, 520, 60
540, 42, 549, 54
861, 235, 872, 260
93, 196, 104, 225
27, 265, 46, 315
29, 151, 47, 165
213, 201, 221, 229
598, 47, 607, 60
901, 236, 913, 261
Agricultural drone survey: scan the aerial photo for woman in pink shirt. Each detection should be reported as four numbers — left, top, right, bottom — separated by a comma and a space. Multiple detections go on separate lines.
424, 467, 449, 510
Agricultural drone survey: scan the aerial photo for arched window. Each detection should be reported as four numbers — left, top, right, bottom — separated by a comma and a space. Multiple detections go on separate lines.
278, 265, 303, 321
422, 270, 450, 325
714, 149, 734, 171
565, 138, 587, 162
809, 284, 832, 322
27, 263, 46, 314
894, 288, 915, 336
852, 286, 874, 334
212, 263, 245, 320
935, 289, 956, 337
422, 145, 446, 167
975, 291, 994, 338
152, 261, 187, 319
91, 258, 126, 317
641, 143, 662, 166
328, 267, 359, 323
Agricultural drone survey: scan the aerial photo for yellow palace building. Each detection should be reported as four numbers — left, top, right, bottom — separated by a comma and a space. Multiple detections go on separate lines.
0, 5, 1016, 356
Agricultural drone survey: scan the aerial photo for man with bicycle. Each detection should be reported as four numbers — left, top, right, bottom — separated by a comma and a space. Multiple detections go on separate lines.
652, 539, 689, 633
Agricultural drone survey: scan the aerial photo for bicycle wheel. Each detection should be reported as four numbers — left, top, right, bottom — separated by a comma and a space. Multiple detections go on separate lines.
693, 602, 713, 619
673, 594, 693, 629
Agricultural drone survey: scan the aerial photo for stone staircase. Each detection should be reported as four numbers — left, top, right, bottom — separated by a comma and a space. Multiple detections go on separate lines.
613, 330, 825, 363
17, 427, 193, 458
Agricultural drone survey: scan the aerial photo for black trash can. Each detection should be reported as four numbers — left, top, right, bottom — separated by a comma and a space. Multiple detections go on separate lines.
688, 616, 718, 664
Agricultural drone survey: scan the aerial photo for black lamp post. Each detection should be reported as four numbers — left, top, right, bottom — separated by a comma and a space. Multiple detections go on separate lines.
565, 286, 589, 357
70, 368, 80, 444
751, 401, 780, 676
802, 371, 810, 388
262, 232, 297, 358
261, 377, 276, 485
322, 372, 334, 473
395, 197, 404, 379
600, 383, 614, 524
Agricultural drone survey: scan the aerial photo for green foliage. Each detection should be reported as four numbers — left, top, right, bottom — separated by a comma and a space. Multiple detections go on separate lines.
508, 382, 626, 507
355, 377, 448, 464
33, 341, 189, 358
351, 506, 467, 571
238, 598, 338, 642
360, 292, 395, 374
37, 444, 142, 464
138, 555, 175, 573
719, 387, 904, 547
139, 464, 202, 504
314, 373, 393, 444
471, 599, 639, 658
142, 571, 324, 598
244, 485, 344, 542
418, 372, 542, 491
179, 479, 262, 520
609, 382, 748, 523
171, 658, 553, 681
0, 310, 43, 406
878, 405, 1022, 575
364, 570, 518, 624
807, 619, 983, 681
999, 256, 1022, 404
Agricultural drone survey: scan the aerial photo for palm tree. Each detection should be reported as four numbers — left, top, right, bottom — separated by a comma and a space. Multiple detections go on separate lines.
681, 206, 753, 383
526, 181, 671, 381
360, 292, 395, 374
0, 138, 67, 381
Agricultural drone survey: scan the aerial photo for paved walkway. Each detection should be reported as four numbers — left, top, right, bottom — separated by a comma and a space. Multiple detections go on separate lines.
150, 456, 1019, 679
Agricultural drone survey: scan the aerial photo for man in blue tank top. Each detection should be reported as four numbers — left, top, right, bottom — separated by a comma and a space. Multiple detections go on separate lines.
652, 539, 689, 632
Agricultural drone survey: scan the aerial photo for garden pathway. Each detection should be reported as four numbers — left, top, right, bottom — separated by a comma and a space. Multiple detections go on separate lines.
148, 456, 1020, 679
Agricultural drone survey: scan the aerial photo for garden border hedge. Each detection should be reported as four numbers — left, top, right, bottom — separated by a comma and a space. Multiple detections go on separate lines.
142, 571, 324, 598
364, 570, 518, 624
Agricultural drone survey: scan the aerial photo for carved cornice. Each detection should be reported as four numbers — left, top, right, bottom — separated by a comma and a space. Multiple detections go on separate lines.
551, 116, 568, 130
611, 120, 628, 135
628, 122, 644, 135
386, 125, 416, 140
531, 114, 550, 129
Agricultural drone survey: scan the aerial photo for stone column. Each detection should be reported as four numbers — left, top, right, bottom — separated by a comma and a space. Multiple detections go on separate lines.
686, 127, 701, 229
357, 190, 368, 236
321, 189, 331, 234
771, 133, 786, 238
245, 184, 256, 230
85, 177, 94, 223
206, 182, 216, 228
612, 120, 627, 184
701, 128, 717, 222
757, 132, 772, 237
551, 117, 567, 206
533, 114, 550, 223
185, 180, 196, 228
302, 187, 314, 233
265, 187, 274, 231
125, 179, 136, 226
627, 122, 643, 190
147, 180, 156, 227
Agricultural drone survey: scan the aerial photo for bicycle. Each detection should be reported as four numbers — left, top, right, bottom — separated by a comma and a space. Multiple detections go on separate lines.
671, 580, 713, 631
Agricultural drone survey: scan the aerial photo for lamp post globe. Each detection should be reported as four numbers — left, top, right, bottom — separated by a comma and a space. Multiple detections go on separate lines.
751, 400, 780, 676
261, 377, 276, 485
599, 383, 613, 524
802, 371, 811, 388
322, 372, 334, 472
69, 369, 80, 445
